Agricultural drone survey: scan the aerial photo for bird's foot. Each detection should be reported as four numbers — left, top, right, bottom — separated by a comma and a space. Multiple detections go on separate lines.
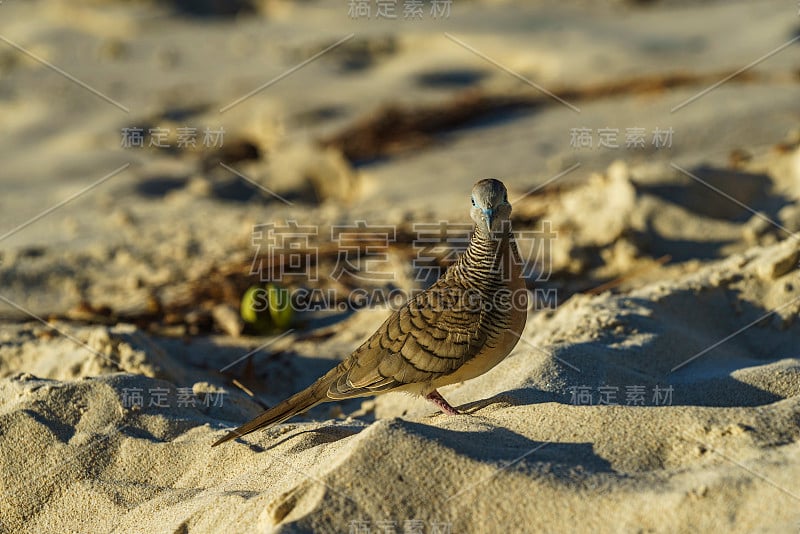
426, 390, 460, 415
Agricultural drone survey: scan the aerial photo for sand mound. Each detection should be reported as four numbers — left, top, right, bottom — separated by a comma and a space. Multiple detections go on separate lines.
2, 237, 799, 532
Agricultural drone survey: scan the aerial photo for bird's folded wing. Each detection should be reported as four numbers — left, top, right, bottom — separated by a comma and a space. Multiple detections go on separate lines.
328, 282, 487, 398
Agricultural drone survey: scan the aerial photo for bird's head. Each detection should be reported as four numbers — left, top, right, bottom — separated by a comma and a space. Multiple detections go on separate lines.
470, 178, 511, 235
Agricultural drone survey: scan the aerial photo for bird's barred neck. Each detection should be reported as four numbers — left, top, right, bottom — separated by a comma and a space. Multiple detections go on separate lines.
452, 223, 518, 287
468, 223, 515, 256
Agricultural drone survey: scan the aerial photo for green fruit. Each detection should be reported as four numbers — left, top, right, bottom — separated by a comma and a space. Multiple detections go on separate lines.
266, 283, 293, 330
240, 284, 294, 334
240, 286, 263, 324
240, 285, 271, 333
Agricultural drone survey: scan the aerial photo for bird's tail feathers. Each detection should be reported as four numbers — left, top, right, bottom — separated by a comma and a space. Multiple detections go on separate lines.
211, 368, 339, 447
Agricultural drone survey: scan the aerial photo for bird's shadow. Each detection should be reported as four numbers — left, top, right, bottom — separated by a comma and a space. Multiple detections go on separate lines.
400, 420, 614, 474
239, 416, 613, 475
225, 400, 620, 479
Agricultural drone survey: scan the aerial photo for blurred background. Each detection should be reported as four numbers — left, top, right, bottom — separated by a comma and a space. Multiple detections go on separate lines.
0, 0, 798, 333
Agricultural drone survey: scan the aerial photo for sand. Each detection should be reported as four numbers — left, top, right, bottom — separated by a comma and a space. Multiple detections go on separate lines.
2, 0, 800, 532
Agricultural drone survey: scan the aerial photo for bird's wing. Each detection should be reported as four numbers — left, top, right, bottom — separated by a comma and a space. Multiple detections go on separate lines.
328, 278, 489, 399
212, 280, 488, 446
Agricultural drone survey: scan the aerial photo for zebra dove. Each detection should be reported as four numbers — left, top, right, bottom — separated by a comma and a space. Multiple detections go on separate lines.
212, 178, 527, 446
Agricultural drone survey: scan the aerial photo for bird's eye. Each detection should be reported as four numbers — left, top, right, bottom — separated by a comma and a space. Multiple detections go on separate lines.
471, 197, 476, 206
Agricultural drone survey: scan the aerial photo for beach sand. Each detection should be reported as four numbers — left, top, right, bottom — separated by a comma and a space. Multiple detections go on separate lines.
1, 1, 799, 532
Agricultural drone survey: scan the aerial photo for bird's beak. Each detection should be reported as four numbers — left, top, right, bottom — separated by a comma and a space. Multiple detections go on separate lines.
482, 208, 495, 232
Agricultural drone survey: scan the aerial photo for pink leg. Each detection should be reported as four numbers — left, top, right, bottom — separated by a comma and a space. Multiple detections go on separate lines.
425, 389, 460, 415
